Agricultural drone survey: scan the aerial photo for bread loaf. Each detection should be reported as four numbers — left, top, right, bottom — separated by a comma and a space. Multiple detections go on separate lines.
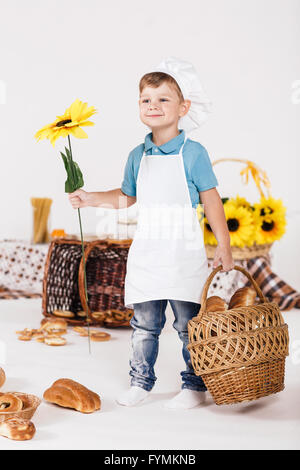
228, 287, 257, 309
43, 378, 101, 413
206, 296, 228, 313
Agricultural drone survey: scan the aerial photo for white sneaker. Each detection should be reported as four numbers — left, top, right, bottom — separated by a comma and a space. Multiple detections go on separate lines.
116, 386, 150, 407
164, 389, 206, 409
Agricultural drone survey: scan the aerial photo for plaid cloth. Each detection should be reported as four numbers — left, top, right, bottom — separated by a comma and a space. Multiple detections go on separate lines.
241, 254, 300, 311
0, 285, 42, 300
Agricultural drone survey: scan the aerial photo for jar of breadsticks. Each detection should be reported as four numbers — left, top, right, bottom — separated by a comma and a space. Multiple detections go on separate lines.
31, 197, 52, 244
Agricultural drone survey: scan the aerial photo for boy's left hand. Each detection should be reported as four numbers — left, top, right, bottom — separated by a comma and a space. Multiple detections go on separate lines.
212, 244, 235, 272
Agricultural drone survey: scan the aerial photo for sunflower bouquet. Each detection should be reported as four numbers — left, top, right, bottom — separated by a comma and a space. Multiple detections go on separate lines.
35, 99, 97, 352
197, 158, 287, 260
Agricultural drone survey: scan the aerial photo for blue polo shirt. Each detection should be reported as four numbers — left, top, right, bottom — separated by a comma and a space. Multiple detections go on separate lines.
121, 129, 218, 208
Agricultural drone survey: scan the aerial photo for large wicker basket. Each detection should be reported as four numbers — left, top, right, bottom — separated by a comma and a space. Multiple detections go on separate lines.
187, 265, 289, 405
42, 238, 134, 327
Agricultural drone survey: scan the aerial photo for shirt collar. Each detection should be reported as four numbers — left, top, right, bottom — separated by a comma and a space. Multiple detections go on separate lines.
144, 129, 185, 154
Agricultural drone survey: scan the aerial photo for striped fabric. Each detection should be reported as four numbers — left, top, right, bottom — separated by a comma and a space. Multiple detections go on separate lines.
242, 254, 300, 311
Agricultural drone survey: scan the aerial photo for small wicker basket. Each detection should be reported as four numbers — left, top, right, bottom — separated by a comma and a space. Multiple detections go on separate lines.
187, 265, 289, 405
0, 392, 41, 423
42, 238, 134, 327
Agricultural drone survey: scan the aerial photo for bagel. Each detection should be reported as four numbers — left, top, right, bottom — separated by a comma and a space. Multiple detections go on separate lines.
0, 393, 23, 412
44, 336, 67, 346
90, 332, 111, 342
52, 310, 75, 319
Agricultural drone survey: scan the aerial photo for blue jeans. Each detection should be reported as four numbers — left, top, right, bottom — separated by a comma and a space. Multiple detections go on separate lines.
129, 299, 207, 392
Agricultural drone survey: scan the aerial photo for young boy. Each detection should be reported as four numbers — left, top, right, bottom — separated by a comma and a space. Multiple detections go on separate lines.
68, 57, 234, 409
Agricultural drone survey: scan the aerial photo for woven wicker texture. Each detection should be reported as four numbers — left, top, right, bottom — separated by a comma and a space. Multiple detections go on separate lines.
0, 392, 41, 423
42, 239, 134, 326
205, 242, 272, 260
187, 265, 289, 405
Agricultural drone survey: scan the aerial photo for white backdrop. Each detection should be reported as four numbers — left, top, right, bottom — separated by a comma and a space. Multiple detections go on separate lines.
0, 0, 299, 286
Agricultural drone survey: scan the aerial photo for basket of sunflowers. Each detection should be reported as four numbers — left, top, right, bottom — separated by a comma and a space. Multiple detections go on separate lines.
197, 158, 287, 260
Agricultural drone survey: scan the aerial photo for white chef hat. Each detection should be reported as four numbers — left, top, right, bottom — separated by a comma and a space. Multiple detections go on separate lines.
151, 56, 212, 133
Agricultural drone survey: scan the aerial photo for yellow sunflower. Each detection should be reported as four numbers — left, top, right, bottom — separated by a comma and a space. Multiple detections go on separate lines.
203, 214, 217, 245
35, 98, 97, 147
226, 194, 253, 212
253, 196, 286, 219
252, 197, 287, 244
224, 202, 255, 247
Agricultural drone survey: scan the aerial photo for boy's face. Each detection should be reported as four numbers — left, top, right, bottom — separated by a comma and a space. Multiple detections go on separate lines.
139, 82, 191, 130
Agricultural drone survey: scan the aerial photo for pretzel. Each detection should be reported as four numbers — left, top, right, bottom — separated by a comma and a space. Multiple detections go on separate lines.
0, 393, 23, 412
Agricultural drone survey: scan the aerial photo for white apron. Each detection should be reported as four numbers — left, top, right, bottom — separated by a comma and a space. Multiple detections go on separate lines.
124, 135, 209, 309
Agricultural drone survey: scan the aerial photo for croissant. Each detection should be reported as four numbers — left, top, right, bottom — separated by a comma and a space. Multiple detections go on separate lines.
43, 378, 101, 414
0, 368, 5, 388
228, 287, 257, 309
206, 296, 228, 313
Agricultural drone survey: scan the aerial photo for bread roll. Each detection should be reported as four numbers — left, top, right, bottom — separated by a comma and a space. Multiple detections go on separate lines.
43, 378, 101, 413
0, 368, 6, 388
206, 296, 228, 313
228, 287, 257, 309
40, 318, 67, 332
0, 417, 36, 440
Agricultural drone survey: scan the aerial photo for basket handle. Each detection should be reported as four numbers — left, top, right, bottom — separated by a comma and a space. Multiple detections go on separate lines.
78, 240, 108, 316
78, 238, 132, 316
212, 157, 271, 199
198, 264, 268, 316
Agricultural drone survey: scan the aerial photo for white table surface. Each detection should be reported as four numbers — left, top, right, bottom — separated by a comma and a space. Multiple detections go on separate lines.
0, 297, 299, 450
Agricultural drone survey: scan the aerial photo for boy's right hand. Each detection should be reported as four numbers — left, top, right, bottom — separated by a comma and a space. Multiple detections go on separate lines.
68, 189, 91, 209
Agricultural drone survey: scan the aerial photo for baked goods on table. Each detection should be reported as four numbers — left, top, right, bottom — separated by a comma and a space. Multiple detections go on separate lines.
0, 417, 36, 441
15, 318, 112, 346
52, 309, 75, 319
90, 332, 111, 342
44, 336, 67, 346
40, 318, 68, 334
43, 378, 101, 413
72, 327, 111, 342
228, 287, 257, 309
0, 368, 5, 388
0, 393, 23, 412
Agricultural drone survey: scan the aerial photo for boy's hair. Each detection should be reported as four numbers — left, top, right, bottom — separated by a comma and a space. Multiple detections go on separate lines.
139, 72, 184, 103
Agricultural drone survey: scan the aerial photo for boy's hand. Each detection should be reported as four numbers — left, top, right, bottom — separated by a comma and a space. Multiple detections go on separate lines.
212, 244, 235, 272
68, 189, 91, 209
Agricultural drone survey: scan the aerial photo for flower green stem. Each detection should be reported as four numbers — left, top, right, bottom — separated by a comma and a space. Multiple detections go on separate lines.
68, 135, 91, 354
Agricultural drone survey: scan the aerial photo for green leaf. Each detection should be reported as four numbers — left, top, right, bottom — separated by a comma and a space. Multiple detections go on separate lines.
72, 160, 84, 190
60, 151, 84, 193
221, 197, 229, 204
